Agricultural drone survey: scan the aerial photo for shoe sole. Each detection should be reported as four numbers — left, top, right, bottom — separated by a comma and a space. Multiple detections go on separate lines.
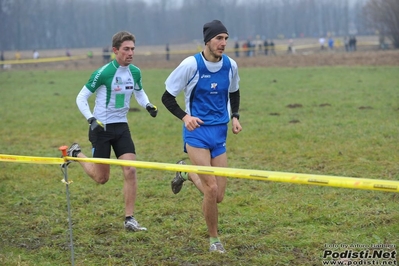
67, 143, 81, 157
171, 177, 184, 194
125, 226, 147, 232
171, 160, 186, 194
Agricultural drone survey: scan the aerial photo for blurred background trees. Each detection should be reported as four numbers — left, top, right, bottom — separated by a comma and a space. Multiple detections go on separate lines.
363, 0, 399, 48
0, 0, 393, 51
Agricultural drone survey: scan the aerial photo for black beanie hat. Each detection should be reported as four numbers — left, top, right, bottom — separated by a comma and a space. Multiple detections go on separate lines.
203, 20, 228, 44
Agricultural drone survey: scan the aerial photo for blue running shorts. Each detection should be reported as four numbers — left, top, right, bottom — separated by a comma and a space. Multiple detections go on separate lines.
183, 124, 228, 158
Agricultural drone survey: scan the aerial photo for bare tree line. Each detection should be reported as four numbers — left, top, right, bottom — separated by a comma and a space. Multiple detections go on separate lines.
0, 0, 392, 51
363, 0, 399, 48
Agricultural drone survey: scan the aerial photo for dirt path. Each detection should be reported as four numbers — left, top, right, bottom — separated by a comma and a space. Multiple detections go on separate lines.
5, 50, 398, 72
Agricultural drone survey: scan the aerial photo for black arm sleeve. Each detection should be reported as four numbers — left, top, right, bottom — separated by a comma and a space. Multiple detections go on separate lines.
229, 90, 240, 113
161, 90, 187, 120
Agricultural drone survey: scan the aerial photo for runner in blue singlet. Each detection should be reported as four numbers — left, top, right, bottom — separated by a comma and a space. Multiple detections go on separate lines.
162, 20, 242, 254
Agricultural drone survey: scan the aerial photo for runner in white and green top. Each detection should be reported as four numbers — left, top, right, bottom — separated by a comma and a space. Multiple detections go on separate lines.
65, 31, 158, 232
77, 60, 153, 126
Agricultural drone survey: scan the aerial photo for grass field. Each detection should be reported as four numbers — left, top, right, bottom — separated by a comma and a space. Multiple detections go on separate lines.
0, 66, 399, 265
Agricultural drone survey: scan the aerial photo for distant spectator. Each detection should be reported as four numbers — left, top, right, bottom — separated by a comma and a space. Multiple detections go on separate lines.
87, 50, 93, 59
349, 35, 356, 52
165, 43, 170, 61
66, 49, 71, 57
257, 37, 263, 55
246, 39, 252, 57
263, 39, 269, 55
102, 46, 111, 63
352, 36, 357, 51
269, 40, 276, 55
349, 36, 357, 52
234, 41, 240, 57
328, 37, 334, 50
335, 38, 342, 49
0, 50, 4, 69
319, 37, 325, 50
242, 42, 248, 56
344, 36, 349, 52
33, 50, 39, 59
15, 50, 21, 60
251, 41, 256, 56
349, 36, 354, 51
287, 39, 294, 54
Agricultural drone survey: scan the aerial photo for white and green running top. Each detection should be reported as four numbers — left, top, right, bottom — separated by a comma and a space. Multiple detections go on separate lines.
76, 60, 151, 126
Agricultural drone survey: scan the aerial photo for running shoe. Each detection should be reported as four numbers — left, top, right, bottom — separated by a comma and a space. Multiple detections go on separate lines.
209, 242, 226, 253
61, 143, 81, 168
124, 217, 147, 232
171, 160, 186, 194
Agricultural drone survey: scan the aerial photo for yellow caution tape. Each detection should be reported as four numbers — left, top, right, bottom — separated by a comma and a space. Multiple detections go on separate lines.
0, 154, 64, 164
65, 156, 399, 193
1, 153, 398, 193
2, 55, 88, 65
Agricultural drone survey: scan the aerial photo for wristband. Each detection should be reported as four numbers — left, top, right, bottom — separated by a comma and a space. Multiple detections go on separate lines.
231, 112, 240, 120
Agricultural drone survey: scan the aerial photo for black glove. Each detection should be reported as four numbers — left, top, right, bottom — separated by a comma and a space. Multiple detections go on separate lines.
146, 103, 158, 118
88, 117, 104, 132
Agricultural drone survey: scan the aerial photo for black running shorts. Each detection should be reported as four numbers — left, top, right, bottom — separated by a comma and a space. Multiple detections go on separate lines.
88, 123, 135, 158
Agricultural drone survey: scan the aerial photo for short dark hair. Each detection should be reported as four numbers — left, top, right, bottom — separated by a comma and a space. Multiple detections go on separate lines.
112, 31, 136, 49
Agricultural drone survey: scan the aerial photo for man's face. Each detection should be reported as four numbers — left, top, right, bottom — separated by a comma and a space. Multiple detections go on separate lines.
113, 40, 135, 66
207, 33, 228, 60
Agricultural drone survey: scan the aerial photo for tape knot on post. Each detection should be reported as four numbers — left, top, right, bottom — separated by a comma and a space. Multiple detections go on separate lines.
61, 179, 73, 185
